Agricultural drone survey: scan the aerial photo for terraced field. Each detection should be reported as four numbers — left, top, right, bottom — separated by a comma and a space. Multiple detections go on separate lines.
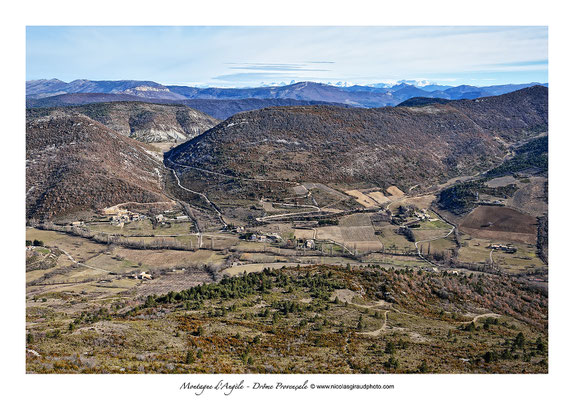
316, 214, 382, 251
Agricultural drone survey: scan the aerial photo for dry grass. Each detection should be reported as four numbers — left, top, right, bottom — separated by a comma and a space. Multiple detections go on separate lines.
485, 175, 518, 188
112, 248, 226, 268
389, 194, 436, 212
316, 214, 382, 251
26, 265, 548, 374
345, 190, 380, 207
386, 185, 405, 198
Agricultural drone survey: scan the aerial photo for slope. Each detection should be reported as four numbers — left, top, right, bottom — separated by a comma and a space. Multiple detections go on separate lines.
26, 112, 171, 220
166, 87, 547, 194
26, 102, 219, 143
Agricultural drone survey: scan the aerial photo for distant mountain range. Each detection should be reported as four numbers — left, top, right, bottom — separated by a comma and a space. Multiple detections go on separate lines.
26, 93, 350, 121
26, 79, 187, 100
27, 79, 548, 110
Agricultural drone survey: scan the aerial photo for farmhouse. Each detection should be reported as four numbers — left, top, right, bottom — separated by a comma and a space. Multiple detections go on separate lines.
488, 244, 517, 253
131, 272, 153, 280
267, 233, 283, 243
104, 205, 145, 224
414, 209, 431, 221
103, 205, 125, 215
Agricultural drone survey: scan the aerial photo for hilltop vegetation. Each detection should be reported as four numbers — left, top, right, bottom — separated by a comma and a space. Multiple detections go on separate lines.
485, 136, 548, 179
167, 87, 547, 194
26, 113, 170, 220
26, 102, 219, 143
437, 135, 548, 216
26, 264, 547, 374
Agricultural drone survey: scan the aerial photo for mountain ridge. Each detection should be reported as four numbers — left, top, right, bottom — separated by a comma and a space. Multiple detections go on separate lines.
26, 113, 171, 220
26, 94, 351, 120
166, 86, 548, 194
27, 79, 548, 108
26, 102, 219, 143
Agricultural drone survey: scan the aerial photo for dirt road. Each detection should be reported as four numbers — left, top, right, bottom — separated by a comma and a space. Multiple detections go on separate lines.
169, 167, 227, 230
358, 310, 390, 337
59, 248, 112, 274
461, 313, 500, 325
414, 217, 455, 267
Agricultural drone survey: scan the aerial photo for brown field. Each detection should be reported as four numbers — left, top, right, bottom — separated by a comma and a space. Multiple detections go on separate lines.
365, 190, 389, 204
316, 214, 382, 251
223, 262, 300, 277
459, 206, 538, 244
303, 182, 348, 199
386, 185, 405, 198
345, 190, 379, 208
87, 220, 194, 236
239, 252, 288, 263
389, 194, 436, 212
485, 175, 518, 188
293, 228, 315, 239
345, 189, 390, 208
113, 248, 226, 268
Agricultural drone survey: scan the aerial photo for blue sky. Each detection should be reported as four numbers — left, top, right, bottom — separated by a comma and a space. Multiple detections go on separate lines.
26, 26, 548, 87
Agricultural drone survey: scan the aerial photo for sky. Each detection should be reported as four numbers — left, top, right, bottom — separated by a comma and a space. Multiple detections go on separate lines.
26, 26, 548, 88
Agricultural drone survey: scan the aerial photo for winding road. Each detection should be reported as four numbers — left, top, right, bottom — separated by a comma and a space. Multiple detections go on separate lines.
59, 248, 112, 274
169, 167, 227, 230
358, 310, 390, 337
461, 313, 500, 325
167, 160, 300, 185
413, 216, 456, 267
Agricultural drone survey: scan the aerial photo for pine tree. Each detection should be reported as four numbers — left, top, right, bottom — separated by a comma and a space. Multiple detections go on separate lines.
418, 359, 429, 373
185, 350, 194, 364
514, 332, 526, 349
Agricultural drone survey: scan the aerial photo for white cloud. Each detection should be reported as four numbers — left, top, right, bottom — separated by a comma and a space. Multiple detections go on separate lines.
27, 26, 548, 87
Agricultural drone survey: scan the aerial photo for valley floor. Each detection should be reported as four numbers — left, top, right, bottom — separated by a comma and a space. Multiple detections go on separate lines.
25, 169, 548, 373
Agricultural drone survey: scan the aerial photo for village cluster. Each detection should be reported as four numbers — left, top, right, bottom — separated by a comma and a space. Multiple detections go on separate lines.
101, 205, 189, 226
